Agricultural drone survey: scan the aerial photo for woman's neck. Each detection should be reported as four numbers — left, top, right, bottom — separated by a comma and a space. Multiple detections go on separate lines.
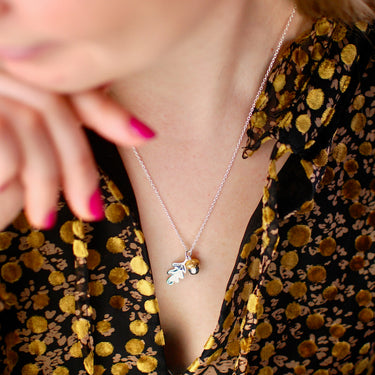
110, 0, 311, 142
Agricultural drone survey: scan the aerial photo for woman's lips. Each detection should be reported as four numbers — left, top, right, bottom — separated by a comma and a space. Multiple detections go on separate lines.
0, 43, 53, 61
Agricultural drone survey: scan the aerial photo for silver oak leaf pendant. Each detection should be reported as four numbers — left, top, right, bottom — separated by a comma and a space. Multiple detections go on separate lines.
166, 259, 188, 285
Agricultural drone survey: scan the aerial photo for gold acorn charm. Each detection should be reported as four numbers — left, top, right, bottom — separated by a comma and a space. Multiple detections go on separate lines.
186, 258, 200, 275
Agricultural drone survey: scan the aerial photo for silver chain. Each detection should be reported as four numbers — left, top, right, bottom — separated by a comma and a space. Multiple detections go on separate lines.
132, 8, 296, 259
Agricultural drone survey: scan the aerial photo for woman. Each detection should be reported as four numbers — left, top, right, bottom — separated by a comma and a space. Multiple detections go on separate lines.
0, 0, 374, 374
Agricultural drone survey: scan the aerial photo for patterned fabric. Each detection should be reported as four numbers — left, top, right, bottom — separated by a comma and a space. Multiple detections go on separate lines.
0, 17, 374, 375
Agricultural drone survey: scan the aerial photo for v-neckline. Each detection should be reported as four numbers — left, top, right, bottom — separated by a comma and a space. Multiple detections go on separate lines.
116, 157, 263, 374
88, 131, 285, 373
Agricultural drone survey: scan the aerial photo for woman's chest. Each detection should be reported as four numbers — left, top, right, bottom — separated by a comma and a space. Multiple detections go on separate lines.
118, 141, 278, 371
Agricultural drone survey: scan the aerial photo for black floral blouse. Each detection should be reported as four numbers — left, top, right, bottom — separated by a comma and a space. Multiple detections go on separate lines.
0, 17, 374, 375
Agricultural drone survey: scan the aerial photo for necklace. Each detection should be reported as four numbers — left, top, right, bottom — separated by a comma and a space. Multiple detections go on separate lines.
132, 8, 296, 285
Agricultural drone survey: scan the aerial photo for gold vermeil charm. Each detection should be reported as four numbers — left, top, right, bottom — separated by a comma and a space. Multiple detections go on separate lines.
186, 258, 200, 275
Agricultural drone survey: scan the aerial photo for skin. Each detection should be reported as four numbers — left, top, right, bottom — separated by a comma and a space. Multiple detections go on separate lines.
0, 0, 271, 227
0, 0, 227, 92
0, 0, 313, 371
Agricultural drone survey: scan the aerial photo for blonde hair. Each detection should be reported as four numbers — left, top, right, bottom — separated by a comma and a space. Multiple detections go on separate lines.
295, 0, 375, 23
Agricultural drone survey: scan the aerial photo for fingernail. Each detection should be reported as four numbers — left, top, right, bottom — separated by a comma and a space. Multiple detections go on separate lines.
129, 117, 156, 139
43, 210, 57, 230
89, 188, 105, 221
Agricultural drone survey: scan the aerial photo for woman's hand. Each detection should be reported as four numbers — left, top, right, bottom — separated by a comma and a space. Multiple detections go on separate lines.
0, 71, 155, 231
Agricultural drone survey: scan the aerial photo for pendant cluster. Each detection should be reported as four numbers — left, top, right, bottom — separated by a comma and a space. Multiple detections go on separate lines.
166, 255, 200, 285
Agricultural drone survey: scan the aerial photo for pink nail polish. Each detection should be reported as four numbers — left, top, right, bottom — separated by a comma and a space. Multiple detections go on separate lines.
130, 117, 156, 139
44, 211, 57, 230
89, 188, 105, 221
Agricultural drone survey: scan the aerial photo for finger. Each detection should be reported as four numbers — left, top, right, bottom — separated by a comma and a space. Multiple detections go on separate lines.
39, 99, 103, 221
0, 115, 21, 188
0, 72, 155, 146
6, 101, 60, 229
70, 90, 155, 146
0, 74, 103, 221
0, 178, 24, 231
0, 71, 55, 109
